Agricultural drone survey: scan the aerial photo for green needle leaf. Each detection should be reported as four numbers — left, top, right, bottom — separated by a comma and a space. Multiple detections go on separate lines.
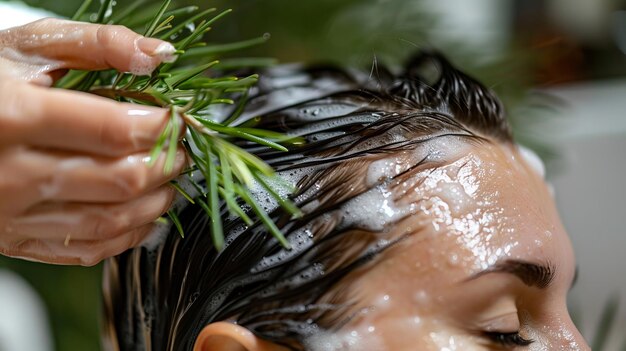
155, 216, 169, 225
61, 1, 303, 253
215, 57, 278, 70
170, 180, 195, 204
164, 107, 180, 175
182, 35, 270, 60
207, 151, 224, 251
153, 16, 175, 35
237, 186, 291, 249
167, 61, 219, 89
144, 0, 171, 37
222, 90, 249, 125
217, 148, 235, 199
72, 0, 93, 21
196, 197, 212, 217
54, 70, 90, 89
159, 7, 216, 40
218, 187, 253, 225
108, 0, 147, 24
95, 0, 114, 23
176, 9, 232, 51
163, 6, 199, 19
148, 118, 172, 167
227, 150, 255, 186
253, 172, 302, 218
167, 210, 185, 238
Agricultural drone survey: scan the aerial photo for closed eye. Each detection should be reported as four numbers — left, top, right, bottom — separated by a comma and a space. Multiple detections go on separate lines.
483, 331, 534, 347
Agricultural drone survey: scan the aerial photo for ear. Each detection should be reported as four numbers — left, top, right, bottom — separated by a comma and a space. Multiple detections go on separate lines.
193, 322, 288, 351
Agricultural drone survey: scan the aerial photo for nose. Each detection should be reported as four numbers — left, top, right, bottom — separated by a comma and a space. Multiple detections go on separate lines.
554, 318, 591, 351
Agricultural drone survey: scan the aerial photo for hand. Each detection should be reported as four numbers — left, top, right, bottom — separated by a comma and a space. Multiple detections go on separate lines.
0, 18, 186, 266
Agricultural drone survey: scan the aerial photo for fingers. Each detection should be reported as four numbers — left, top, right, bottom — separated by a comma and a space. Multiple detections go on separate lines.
0, 18, 184, 267
0, 146, 186, 213
0, 81, 183, 155
42, 148, 186, 203
1, 185, 175, 266
0, 224, 154, 266
8, 18, 177, 75
10, 186, 174, 242
0, 168, 178, 266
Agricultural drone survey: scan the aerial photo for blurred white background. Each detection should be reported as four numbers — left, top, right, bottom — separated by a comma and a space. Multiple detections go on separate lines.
548, 80, 626, 349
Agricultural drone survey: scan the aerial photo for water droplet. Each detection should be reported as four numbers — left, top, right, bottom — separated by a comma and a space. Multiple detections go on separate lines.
448, 254, 459, 266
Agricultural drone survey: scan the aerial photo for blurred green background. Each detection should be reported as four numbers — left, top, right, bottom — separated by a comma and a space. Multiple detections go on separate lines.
1, 0, 625, 350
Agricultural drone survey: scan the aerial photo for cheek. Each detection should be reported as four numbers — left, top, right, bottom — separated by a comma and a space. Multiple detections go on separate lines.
332, 259, 482, 350
337, 316, 487, 351
525, 320, 588, 351
421, 326, 485, 351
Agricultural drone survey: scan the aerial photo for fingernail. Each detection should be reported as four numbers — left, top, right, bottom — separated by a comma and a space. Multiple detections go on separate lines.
127, 107, 161, 117
137, 37, 178, 63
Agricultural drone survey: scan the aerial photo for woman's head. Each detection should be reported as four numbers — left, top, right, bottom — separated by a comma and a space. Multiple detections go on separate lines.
102, 52, 588, 350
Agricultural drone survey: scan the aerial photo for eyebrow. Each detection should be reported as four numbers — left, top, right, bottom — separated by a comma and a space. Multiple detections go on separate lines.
467, 260, 556, 289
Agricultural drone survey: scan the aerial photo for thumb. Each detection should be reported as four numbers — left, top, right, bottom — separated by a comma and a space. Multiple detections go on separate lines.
3, 18, 177, 76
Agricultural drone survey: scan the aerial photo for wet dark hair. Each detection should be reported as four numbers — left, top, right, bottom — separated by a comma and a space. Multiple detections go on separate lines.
102, 51, 512, 351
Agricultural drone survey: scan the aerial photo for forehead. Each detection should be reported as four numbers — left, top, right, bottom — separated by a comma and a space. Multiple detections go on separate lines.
307, 140, 579, 349
359, 140, 572, 288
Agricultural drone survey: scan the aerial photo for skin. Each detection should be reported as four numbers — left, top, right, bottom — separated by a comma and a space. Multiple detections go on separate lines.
324, 141, 588, 350
195, 141, 590, 350
0, 19, 185, 265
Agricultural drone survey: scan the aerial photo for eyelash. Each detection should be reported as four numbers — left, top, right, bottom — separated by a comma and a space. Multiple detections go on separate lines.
484, 331, 534, 347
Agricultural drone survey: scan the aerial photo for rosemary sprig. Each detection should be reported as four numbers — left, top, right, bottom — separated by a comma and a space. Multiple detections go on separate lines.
59, 0, 302, 251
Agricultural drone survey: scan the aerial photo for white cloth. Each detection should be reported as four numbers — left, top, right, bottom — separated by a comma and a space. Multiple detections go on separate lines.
0, 270, 53, 351
0, 1, 57, 30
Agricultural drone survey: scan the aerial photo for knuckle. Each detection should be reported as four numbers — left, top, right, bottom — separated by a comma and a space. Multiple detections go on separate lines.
98, 118, 135, 155
116, 163, 149, 200
18, 17, 55, 32
0, 238, 31, 258
80, 251, 104, 267
92, 215, 125, 240
159, 188, 175, 214
96, 24, 132, 48
0, 83, 30, 123
34, 17, 62, 27
128, 231, 146, 249
0, 238, 14, 256
91, 218, 108, 238
33, 17, 59, 26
